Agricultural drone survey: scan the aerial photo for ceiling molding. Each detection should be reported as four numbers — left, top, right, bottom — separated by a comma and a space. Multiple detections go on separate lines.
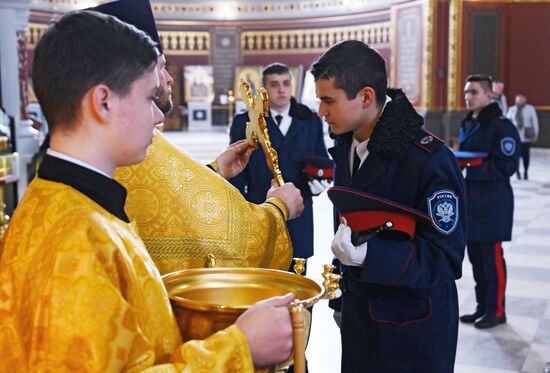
29, 0, 410, 20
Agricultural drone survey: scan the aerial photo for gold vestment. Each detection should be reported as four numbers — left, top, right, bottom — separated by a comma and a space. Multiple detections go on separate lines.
114, 132, 292, 274
0, 178, 253, 372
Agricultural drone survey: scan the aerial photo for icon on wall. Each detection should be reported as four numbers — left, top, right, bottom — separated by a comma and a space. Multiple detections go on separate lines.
233, 65, 303, 100
234, 65, 263, 99
184, 65, 215, 102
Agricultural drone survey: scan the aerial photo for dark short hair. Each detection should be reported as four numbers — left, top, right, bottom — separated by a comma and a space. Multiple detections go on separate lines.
465, 74, 493, 92
310, 40, 387, 105
262, 63, 291, 85
32, 10, 159, 132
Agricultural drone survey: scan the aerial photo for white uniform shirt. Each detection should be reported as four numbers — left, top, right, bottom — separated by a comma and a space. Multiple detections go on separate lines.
270, 104, 291, 136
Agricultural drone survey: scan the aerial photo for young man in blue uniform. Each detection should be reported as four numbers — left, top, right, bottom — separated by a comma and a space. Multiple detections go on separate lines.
311, 40, 466, 372
458, 74, 520, 329
229, 63, 329, 265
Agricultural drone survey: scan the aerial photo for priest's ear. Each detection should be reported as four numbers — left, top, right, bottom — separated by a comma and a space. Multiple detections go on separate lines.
360, 86, 377, 108
85, 84, 115, 124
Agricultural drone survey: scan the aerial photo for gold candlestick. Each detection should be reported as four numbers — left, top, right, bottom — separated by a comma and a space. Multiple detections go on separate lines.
325, 274, 342, 300
292, 258, 306, 276
322, 264, 336, 290
227, 89, 235, 127
0, 191, 9, 241
0, 137, 18, 242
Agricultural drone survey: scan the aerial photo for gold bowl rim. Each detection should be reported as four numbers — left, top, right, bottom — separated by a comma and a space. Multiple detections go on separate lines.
162, 267, 325, 312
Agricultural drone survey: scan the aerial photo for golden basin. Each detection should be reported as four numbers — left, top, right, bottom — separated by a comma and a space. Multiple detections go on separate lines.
163, 267, 324, 343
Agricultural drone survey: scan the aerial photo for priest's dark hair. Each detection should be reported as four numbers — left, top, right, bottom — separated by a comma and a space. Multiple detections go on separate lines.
310, 40, 387, 106
32, 10, 159, 132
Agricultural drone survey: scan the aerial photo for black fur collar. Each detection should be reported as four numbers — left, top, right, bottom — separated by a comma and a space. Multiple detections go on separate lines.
465, 102, 502, 125
366, 88, 424, 160
289, 97, 314, 120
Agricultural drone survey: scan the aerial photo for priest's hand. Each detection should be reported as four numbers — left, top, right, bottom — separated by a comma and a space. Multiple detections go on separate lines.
236, 293, 295, 367
331, 223, 367, 267
308, 179, 331, 196
215, 140, 256, 179
267, 181, 304, 220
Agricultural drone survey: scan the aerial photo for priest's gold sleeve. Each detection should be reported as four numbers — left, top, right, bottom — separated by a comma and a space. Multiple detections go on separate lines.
0, 179, 253, 372
114, 131, 292, 274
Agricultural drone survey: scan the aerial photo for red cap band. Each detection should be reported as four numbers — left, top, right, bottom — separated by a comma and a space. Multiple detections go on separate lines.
458, 158, 483, 167
305, 165, 334, 178
340, 211, 417, 240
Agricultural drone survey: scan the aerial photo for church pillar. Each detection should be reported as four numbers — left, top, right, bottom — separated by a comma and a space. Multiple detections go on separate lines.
0, 0, 39, 199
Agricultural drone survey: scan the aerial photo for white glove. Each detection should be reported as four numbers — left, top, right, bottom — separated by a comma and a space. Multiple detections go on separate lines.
308, 179, 331, 195
331, 223, 367, 267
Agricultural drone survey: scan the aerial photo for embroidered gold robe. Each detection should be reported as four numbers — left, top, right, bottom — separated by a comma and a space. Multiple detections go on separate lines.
0, 178, 253, 372
114, 132, 292, 274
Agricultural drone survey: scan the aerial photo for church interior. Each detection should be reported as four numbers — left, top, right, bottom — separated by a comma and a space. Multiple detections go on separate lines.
0, 0, 549, 372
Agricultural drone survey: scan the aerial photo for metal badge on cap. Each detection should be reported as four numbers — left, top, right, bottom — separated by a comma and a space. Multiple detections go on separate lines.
302, 156, 334, 181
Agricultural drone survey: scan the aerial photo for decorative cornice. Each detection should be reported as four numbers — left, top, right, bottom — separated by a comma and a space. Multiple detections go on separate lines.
159, 31, 210, 55
241, 22, 391, 56
29, 0, 409, 20
27, 22, 210, 55
29, 0, 97, 13
28, 15, 390, 55
156, 9, 389, 28
26, 22, 48, 48
152, 0, 408, 20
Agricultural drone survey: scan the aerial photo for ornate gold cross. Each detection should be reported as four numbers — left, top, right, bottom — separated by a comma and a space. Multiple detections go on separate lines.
239, 78, 285, 186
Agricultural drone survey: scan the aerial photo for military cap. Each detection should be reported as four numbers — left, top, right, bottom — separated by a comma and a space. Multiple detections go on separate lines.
328, 186, 432, 245
90, 0, 163, 54
302, 156, 334, 181
454, 151, 488, 168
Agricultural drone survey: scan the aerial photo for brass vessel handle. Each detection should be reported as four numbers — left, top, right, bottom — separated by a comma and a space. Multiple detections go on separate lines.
290, 301, 307, 373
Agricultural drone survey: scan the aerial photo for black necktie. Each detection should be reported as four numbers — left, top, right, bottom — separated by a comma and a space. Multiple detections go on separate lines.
275, 115, 283, 126
352, 148, 361, 177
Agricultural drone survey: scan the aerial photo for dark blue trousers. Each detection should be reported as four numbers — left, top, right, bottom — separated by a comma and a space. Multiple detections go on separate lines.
339, 281, 458, 373
518, 142, 531, 177
467, 241, 507, 317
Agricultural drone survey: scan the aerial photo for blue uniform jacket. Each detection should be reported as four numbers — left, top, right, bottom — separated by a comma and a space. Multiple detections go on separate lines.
229, 97, 328, 259
330, 89, 466, 372
459, 102, 520, 242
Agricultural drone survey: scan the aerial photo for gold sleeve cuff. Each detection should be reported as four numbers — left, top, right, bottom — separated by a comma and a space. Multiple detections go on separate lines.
207, 160, 219, 173
265, 196, 289, 221
170, 324, 254, 371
